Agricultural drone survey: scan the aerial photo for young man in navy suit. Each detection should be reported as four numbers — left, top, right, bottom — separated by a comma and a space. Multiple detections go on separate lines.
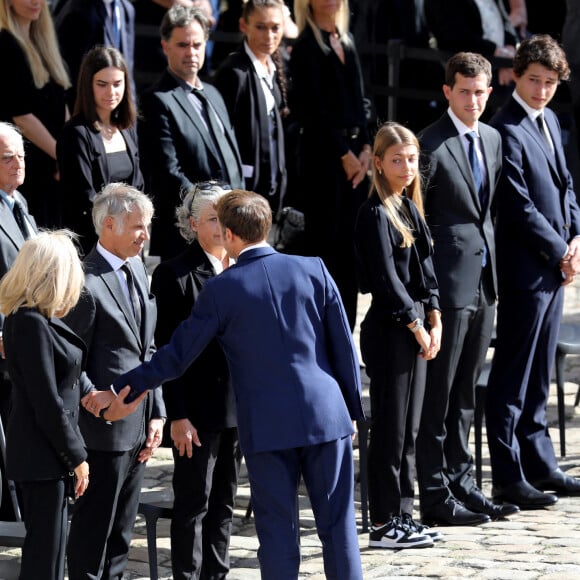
417, 52, 518, 526
93, 190, 365, 580
487, 35, 580, 508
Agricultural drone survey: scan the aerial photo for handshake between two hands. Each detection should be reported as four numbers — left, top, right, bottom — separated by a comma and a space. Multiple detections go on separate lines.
81, 386, 149, 421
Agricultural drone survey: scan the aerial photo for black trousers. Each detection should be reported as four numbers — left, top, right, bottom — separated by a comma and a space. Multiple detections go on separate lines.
171, 427, 241, 580
67, 444, 146, 580
361, 306, 427, 522
416, 276, 495, 510
19, 478, 68, 580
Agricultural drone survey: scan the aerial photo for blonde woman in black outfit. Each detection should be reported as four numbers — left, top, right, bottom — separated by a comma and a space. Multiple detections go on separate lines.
289, 0, 371, 329
354, 123, 442, 550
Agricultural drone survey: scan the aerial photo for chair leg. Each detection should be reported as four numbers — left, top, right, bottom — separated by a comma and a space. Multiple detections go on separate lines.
144, 512, 160, 580
555, 351, 566, 458
474, 387, 484, 489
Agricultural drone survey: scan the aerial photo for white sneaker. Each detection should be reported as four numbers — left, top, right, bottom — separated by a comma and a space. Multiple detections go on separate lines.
402, 513, 444, 542
368, 516, 434, 549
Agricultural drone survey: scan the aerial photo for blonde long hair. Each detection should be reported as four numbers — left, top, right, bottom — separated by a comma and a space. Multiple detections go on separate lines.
294, 0, 351, 53
0, 0, 70, 89
0, 230, 84, 319
372, 122, 424, 248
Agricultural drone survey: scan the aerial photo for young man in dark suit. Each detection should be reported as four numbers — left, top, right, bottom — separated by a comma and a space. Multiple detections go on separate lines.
417, 52, 519, 526
95, 190, 365, 580
64, 183, 166, 579
486, 35, 580, 508
138, 5, 244, 260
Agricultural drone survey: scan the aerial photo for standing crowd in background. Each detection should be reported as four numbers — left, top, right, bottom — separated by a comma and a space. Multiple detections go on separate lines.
1, 0, 580, 579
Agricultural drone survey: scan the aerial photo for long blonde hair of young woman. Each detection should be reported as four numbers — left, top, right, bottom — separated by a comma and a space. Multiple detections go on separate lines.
294, 0, 352, 53
0, 230, 84, 319
0, 0, 70, 89
372, 122, 425, 249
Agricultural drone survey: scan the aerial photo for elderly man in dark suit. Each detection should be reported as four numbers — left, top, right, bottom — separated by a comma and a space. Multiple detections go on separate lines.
96, 190, 365, 580
138, 5, 244, 260
0, 121, 37, 519
416, 53, 519, 527
64, 183, 166, 579
487, 35, 580, 508
150, 182, 240, 579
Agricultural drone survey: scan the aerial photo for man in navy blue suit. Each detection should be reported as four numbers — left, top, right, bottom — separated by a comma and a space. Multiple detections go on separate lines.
487, 34, 580, 509
94, 190, 365, 580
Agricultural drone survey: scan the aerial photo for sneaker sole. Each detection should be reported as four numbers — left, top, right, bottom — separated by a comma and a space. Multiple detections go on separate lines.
368, 538, 434, 549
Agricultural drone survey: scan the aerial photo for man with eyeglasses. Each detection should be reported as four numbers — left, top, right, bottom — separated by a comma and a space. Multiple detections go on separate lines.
138, 4, 244, 260
150, 181, 240, 579
0, 122, 37, 520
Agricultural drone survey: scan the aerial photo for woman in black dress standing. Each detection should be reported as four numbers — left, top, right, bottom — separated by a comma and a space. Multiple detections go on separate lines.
57, 46, 143, 255
289, 0, 371, 329
0, 0, 70, 228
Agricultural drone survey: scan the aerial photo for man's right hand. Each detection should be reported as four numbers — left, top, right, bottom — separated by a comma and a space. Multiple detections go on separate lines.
171, 418, 202, 458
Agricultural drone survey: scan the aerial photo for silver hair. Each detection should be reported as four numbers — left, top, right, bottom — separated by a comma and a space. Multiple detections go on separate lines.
175, 182, 230, 243
92, 182, 154, 236
0, 122, 23, 146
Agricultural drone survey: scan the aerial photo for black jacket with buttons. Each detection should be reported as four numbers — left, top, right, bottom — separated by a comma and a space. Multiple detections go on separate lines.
3, 307, 93, 481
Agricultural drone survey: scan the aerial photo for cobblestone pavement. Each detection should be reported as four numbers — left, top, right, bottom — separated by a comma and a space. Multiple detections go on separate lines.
2, 284, 580, 579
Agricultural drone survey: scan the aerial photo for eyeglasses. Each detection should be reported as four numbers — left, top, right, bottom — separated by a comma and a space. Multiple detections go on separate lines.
182, 180, 232, 201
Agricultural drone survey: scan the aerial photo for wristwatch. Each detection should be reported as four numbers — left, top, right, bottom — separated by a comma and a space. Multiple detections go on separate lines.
409, 319, 424, 333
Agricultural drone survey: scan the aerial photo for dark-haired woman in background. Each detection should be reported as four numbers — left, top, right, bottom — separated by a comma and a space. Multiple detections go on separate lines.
212, 0, 289, 223
57, 46, 143, 255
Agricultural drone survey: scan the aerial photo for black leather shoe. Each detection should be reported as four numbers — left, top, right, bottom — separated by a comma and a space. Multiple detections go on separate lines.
462, 487, 520, 519
492, 481, 558, 509
531, 469, 580, 496
421, 497, 491, 527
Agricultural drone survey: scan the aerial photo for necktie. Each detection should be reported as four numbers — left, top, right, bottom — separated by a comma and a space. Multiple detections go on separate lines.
193, 89, 238, 184
536, 113, 554, 152
111, 0, 121, 49
465, 131, 484, 202
121, 262, 142, 330
12, 200, 29, 240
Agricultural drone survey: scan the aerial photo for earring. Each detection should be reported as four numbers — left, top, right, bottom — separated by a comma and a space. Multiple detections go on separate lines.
378, 169, 382, 175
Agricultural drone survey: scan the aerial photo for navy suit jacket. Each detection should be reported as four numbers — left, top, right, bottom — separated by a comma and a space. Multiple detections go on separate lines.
490, 97, 580, 291
138, 70, 243, 258
419, 112, 502, 308
115, 246, 364, 456
64, 250, 165, 452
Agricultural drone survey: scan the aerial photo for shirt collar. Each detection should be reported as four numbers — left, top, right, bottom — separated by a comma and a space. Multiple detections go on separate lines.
447, 107, 480, 137
238, 241, 270, 258
96, 241, 127, 271
167, 68, 203, 92
0, 189, 14, 208
512, 89, 543, 120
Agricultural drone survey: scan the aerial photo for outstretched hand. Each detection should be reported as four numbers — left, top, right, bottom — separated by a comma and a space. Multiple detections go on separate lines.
101, 386, 149, 422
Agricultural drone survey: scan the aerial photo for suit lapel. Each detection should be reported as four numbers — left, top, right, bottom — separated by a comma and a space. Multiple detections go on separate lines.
0, 198, 27, 248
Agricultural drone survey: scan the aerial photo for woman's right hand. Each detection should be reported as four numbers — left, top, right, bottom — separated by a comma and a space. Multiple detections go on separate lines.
341, 150, 363, 187
73, 461, 90, 498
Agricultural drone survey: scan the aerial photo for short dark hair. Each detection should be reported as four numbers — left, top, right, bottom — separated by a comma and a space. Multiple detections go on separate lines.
445, 52, 492, 88
160, 5, 210, 42
73, 46, 136, 129
216, 190, 272, 243
513, 34, 570, 80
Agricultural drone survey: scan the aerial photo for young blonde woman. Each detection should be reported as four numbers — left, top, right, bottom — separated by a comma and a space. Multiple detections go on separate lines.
0, 0, 70, 228
354, 122, 443, 550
